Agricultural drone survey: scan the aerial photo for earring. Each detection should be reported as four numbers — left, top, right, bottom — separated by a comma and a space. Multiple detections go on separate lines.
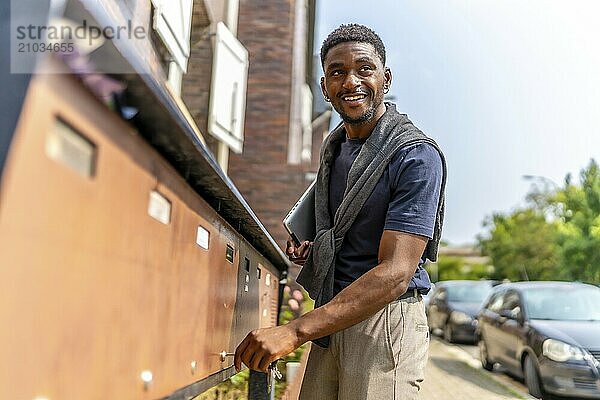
323, 95, 330, 102
383, 85, 390, 94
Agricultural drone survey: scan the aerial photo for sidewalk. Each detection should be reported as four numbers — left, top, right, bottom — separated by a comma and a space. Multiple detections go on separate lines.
421, 338, 529, 399
283, 337, 531, 400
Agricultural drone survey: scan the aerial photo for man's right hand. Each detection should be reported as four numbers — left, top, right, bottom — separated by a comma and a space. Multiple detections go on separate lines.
286, 239, 312, 265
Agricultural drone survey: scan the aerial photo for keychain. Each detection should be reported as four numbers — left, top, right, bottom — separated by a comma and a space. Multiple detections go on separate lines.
267, 360, 283, 394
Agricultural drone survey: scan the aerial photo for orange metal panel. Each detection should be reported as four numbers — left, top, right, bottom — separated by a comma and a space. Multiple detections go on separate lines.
0, 65, 279, 399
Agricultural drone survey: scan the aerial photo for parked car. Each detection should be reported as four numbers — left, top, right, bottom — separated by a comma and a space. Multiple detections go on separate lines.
477, 281, 600, 399
423, 282, 436, 312
427, 280, 494, 343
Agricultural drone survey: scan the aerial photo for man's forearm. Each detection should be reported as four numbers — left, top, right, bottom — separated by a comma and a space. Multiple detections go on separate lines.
233, 232, 427, 372
289, 260, 413, 345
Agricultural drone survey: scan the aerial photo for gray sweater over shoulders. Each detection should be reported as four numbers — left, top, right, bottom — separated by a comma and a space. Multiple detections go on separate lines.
296, 103, 447, 348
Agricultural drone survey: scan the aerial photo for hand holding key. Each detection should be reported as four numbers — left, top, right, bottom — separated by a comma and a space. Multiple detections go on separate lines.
234, 324, 301, 373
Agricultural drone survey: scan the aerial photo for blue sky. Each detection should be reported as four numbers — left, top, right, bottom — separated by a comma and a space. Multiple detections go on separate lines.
315, 0, 600, 245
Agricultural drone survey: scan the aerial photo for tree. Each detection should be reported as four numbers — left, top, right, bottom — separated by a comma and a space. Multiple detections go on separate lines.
478, 208, 560, 281
553, 160, 600, 282
478, 159, 600, 284
426, 256, 492, 282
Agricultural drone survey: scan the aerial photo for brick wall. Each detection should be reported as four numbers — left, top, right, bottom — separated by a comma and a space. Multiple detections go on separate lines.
229, 0, 318, 266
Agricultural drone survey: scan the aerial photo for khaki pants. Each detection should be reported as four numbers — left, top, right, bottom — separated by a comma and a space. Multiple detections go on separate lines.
299, 295, 429, 400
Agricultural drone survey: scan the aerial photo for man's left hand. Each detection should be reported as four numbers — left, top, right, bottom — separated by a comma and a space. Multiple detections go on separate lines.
234, 324, 301, 373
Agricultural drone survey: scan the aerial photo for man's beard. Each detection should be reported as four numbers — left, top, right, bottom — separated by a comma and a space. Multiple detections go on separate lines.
335, 92, 384, 125
339, 105, 376, 124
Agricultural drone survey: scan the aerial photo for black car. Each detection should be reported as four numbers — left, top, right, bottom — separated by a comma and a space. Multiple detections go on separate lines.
477, 281, 600, 399
427, 280, 494, 343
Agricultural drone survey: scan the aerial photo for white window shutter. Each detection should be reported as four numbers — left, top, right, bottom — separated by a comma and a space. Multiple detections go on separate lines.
151, 0, 193, 72
208, 22, 249, 154
301, 84, 313, 162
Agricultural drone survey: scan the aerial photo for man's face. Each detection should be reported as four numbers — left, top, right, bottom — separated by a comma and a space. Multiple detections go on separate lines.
321, 42, 391, 125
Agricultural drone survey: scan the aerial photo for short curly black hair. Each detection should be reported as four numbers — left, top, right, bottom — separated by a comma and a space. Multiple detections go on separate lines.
320, 24, 386, 68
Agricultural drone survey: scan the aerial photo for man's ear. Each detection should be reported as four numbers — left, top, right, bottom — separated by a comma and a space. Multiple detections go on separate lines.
320, 77, 329, 99
384, 67, 393, 88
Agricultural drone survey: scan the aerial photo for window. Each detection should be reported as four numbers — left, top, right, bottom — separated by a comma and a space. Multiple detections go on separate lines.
486, 291, 505, 313
502, 291, 523, 320
208, 22, 248, 154
151, 0, 193, 73
522, 286, 600, 321
435, 289, 447, 301
446, 282, 492, 303
151, 0, 193, 94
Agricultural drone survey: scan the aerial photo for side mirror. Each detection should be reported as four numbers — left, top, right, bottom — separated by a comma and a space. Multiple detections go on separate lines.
499, 308, 523, 322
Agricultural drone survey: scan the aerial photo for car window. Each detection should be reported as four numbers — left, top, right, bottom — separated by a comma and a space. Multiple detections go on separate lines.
486, 291, 505, 313
446, 283, 492, 303
434, 288, 447, 301
523, 286, 600, 321
502, 291, 522, 319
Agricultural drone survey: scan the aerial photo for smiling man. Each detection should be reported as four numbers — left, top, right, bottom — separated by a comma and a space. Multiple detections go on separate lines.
234, 24, 447, 399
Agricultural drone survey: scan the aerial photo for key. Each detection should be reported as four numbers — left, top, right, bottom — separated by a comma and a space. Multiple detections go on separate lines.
267, 360, 283, 394
218, 351, 236, 362
271, 362, 282, 379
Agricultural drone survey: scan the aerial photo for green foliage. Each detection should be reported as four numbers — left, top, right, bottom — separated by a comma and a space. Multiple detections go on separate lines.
426, 256, 492, 282
195, 369, 248, 400
553, 160, 600, 282
278, 286, 313, 363
478, 208, 560, 281
478, 159, 600, 284
272, 286, 313, 397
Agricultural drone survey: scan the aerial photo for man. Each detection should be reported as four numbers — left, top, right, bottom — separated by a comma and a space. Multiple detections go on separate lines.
235, 24, 446, 399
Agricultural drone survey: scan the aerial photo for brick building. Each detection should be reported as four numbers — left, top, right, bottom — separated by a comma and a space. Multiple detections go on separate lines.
228, 0, 331, 266
178, 1, 331, 268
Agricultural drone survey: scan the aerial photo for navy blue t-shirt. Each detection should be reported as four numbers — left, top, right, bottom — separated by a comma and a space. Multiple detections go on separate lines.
330, 136, 443, 296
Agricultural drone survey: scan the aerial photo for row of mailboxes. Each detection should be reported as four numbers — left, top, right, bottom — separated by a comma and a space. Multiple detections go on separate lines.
232, 245, 280, 351
0, 59, 282, 399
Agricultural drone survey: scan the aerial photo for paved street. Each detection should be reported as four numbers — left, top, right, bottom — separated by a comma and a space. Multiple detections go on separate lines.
421, 337, 534, 399
283, 336, 534, 400
451, 341, 585, 400
455, 341, 535, 398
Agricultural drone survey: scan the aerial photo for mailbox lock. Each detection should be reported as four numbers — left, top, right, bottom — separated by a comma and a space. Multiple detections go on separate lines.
219, 351, 235, 362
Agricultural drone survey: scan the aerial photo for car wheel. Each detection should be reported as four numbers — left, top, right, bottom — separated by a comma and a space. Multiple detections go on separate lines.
478, 338, 494, 371
443, 323, 454, 343
523, 353, 544, 399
